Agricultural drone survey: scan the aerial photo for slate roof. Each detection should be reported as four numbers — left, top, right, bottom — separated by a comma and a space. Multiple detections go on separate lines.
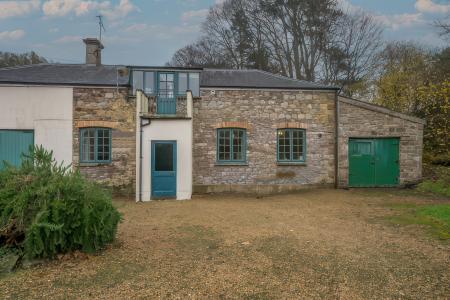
0, 64, 338, 90
0, 64, 129, 86
201, 69, 338, 90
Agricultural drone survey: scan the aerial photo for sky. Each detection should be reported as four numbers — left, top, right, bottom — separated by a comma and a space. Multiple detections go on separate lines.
0, 0, 448, 66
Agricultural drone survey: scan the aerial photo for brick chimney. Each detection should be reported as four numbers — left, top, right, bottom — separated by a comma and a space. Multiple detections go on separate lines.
83, 38, 104, 66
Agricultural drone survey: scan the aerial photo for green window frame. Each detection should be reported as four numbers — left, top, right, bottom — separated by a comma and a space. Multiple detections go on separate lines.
217, 128, 247, 163
80, 128, 112, 163
277, 128, 306, 162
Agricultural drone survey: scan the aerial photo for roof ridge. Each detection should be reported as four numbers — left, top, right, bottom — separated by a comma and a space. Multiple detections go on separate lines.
254, 69, 334, 88
0, 63, 127, 71
0, 63, 48, 71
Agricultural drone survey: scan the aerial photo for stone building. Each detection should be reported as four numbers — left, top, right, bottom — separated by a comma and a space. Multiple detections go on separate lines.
0, 38, 425, 200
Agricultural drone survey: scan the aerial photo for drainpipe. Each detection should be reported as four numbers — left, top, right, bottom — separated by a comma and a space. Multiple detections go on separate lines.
139, 117, 151, 202
334, 88, 342, 189
136, 90, 151, 202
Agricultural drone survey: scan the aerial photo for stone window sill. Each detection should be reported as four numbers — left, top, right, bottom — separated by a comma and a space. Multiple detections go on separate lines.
215, 162, 249, 166
277, 162, 307, 166
79, 162, 111, 167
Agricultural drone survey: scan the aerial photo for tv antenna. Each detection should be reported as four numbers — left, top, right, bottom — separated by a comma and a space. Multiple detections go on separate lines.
96, 15, 106, 41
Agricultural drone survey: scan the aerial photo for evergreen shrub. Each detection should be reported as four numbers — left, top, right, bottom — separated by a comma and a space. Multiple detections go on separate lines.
0, 146, 121, 259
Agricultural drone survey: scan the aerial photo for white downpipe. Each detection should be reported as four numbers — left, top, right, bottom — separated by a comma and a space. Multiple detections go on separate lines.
135, 90, 142, 202
187, 90, 193, 118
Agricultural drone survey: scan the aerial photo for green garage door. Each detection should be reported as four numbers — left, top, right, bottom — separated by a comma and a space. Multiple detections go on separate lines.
0, 130, 34, 170
349, 138, 400, 187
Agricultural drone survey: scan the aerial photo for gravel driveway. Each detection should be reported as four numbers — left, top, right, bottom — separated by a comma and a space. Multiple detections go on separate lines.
1, 189, 449, 299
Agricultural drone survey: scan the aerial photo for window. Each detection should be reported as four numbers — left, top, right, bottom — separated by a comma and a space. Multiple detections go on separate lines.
178, 72, 188, 95
188, 73, 200, 97
217, 128, 246, 163
80, 128, 111, 163
144, 72, 155, 94
277, 129, 306, 162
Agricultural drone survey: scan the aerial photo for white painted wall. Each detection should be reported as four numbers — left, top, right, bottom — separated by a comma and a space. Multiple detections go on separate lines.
0, 86, 73, 166
141, 119, 193, 200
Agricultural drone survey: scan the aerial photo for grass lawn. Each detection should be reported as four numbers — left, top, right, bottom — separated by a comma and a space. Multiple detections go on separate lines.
385, 202, 450, 240
1, 189, 449, 299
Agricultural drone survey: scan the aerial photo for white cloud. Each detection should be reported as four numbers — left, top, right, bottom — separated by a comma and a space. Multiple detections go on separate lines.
49, 27, 60, 33
42, 0, 137, 19
181, 8, 209, 23
0, 0, 40, 19
0, 29, 26, 40
124, 23, 148, 32
374, 13, 424, 30
54, 35, 82, 43
121, 22, 200, 40
43, 0, 106, 17
415, 0, 450, 14
100, 0, 137, 20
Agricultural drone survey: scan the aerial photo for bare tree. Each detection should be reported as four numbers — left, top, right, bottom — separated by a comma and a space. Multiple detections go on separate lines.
434, 14, 450, 40
168, 0, 384, 96
322, 11, 384, 96
168, 37, 232, 68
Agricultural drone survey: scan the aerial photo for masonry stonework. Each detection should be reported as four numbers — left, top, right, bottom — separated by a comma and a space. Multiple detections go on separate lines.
73, 87, 136, 196
193, 89, 337, 193
338, 98, 424, 187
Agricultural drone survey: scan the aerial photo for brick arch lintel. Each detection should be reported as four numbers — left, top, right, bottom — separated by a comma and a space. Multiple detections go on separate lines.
75, 120, 119, 129
276, 121, 309, 129
213, 121, 252, 130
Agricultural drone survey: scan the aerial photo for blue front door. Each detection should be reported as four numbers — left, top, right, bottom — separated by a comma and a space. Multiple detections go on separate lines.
157, 72, 176, 114
151, 141, 176, 198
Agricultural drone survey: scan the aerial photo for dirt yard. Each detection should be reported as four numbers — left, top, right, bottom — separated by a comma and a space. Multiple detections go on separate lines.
1, 189, 449, 299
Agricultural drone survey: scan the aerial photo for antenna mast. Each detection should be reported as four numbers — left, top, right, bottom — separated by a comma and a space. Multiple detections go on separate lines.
96, 15, 105, 41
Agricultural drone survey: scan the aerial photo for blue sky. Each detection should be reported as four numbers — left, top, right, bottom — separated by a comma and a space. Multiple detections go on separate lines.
0, 0, 448, 65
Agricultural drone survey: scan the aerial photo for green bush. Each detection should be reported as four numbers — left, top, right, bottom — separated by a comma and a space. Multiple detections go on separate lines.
0, 146, 121, 259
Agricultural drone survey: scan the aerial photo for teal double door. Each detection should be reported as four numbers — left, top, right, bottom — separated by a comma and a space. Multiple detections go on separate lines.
0, 130, 34, 170
151, 141, 177, 198
348, 138, 400, 187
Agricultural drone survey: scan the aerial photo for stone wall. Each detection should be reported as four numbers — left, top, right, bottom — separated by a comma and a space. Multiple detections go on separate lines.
193, 89, 337, 193
73, 87, 136, 196
338, 97, 424, 187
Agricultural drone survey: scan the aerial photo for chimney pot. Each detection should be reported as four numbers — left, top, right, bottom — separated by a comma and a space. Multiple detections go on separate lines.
83, 38, 104, 66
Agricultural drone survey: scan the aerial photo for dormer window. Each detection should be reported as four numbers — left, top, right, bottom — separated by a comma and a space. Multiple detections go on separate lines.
131, 70, 200, 97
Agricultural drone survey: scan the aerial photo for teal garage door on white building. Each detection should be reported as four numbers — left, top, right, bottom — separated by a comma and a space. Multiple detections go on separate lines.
0, 130, 34, 170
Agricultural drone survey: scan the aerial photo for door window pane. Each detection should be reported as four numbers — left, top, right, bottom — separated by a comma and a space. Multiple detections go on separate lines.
155, 143, 174, 171
159, 73, 175, 98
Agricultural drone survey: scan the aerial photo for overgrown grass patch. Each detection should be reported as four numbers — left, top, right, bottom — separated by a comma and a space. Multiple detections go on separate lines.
418, 165, 450, 198
386, 203, 450, 240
